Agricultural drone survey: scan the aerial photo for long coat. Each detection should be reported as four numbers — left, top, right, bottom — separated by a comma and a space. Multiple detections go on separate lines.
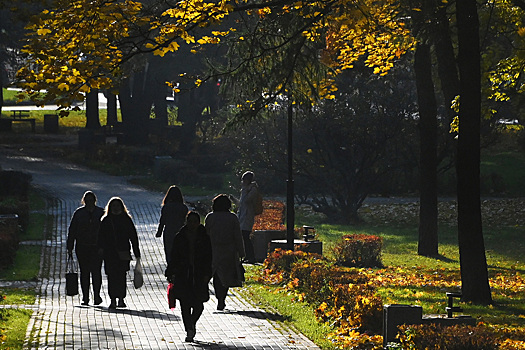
205, 211, 245, 287
98, 213, 141, 275
157, 201, 188, 262
165, 224, 212, 303
238, 182, 258, 231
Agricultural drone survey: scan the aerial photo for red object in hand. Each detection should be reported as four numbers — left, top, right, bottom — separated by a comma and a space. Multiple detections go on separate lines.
167, 283, 176, 309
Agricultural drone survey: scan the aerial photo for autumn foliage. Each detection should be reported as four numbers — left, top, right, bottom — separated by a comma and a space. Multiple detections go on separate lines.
333, 234, 383, 268
261, 249, 384, 349
398, 323, 525, 350
253, 200, 286, 231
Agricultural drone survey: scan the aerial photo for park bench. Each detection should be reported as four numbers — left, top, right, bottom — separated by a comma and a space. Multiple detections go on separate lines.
0, 110, 36, 132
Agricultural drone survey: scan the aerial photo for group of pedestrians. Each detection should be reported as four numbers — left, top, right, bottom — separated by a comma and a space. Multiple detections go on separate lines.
67, 193, 141, 309
66, 171, 260, 342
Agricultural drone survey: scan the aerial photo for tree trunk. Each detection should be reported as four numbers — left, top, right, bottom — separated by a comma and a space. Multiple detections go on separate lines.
415, 43, 439, 257
85, 89, 101, 130
456, 0, 492, 304
153, 92, 168, 125
119, 69, 154, 145
0, 68, 4, 115
105, 90, 118, 126
177, 89, 199, 153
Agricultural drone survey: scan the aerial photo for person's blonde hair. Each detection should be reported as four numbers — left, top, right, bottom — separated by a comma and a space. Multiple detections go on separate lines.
102, 196, 131, 219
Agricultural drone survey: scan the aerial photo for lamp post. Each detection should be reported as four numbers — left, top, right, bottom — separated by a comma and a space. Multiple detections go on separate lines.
286, 99, 295, 250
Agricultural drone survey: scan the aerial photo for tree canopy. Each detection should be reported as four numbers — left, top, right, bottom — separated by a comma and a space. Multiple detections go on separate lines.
16, 0, 415, 111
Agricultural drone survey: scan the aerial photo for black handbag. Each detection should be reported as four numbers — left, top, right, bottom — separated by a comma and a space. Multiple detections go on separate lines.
65, 253, 79, 296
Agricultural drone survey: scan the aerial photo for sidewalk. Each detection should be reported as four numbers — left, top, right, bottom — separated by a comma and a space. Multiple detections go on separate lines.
0, 147, 320, 350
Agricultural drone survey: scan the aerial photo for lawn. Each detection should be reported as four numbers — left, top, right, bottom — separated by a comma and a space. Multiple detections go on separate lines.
0, 189, 46, 350
239, 208, 525, 349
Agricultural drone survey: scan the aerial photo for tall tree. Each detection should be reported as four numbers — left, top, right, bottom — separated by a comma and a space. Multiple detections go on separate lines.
414, 41, 439, 257
456, 0, 492, 304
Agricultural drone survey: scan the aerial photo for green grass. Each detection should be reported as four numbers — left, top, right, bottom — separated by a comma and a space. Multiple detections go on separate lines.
0, 246, 41, 282
0, 188, 45, 349
0, 309, 33, 349
0, 288, 36, 306
241, 218, 525, 347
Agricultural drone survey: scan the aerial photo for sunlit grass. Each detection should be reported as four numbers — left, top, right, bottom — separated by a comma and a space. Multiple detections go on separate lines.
242, 217, 525, 348
0, 288, 36, 305
0, 309, 33, 350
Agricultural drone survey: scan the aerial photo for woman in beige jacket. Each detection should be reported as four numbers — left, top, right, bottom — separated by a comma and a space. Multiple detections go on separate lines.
205, 194, 245, 310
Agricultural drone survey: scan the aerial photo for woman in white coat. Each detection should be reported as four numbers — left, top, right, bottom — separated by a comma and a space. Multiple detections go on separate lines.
205, 194, 245, 310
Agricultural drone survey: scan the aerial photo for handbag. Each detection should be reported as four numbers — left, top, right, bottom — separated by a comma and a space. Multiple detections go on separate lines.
65, 253, 79, 296
167, 282, 176, 309
133, 258, 144, 288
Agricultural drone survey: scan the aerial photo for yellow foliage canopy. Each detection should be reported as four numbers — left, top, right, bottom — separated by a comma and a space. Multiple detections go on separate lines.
17, 0, 414, 108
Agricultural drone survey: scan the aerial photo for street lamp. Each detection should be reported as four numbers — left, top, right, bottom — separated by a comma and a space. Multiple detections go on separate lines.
286, 98, 295, 250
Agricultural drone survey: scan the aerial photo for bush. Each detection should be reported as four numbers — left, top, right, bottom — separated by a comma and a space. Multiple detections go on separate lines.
398, 323, 498, 350
0, 171, 32, 199
262, 248, 323, 283
262, 248, 383, 336
333, 234, 383, 267
290, 260, 370, 304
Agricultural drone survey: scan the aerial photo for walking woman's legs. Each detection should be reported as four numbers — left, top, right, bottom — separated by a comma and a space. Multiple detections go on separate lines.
213, 273, 228, 310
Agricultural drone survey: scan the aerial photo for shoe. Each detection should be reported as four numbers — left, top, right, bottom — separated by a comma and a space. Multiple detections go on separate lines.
185, 329, 195, 342
117, 299, 126, 308
94, 296, 103, 305
217, 301, 225, 311
109, 300, 117, 309
81, 300, 89, 306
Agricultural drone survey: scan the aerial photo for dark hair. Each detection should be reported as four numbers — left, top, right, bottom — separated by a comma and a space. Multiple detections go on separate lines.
241, 171, 254, 183
162, 185, 184, 206
186, 211, 200, 223
81, 191, 96, 205
212, 194, 231, 212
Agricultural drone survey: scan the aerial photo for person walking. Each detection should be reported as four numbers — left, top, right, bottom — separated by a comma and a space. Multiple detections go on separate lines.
67, 191, 105, 306
98, 197, 141, 309
238, 171, 258, 263
156, 185, 188, 263
165, 212, 212, 342
205, 194, 245, 311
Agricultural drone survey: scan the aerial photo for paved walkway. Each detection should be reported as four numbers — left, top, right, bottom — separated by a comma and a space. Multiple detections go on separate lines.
0, 146, 320, 350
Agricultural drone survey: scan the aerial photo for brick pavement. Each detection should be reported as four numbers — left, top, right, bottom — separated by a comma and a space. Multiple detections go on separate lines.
0, 148, 320, 350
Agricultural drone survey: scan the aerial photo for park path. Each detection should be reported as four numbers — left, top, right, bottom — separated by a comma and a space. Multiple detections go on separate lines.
0, 146, 319, 350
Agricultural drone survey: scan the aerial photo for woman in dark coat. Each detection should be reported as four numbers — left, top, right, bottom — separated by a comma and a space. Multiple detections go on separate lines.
156, 185, 189, 264
98, 197, 141, 309
165, 211, 212, 342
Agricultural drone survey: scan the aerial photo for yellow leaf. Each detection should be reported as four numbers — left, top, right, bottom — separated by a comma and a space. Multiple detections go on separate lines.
37, 28, 52, 36
58, 83, 69, 91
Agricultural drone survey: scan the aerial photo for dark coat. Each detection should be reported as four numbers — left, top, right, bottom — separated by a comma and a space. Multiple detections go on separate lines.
165, 224, 212, 304
98, 213, 141, 274
67, 205, 104, 252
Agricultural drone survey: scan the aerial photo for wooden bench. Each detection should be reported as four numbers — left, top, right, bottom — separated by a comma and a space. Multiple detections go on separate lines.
0, 110, 36, 132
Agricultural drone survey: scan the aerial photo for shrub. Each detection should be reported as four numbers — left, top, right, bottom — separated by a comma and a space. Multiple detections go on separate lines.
398, 323, 499, 350
333, 234, 383, 267
0, 171, 32, 199
263, 248, 383, 335
262, 248, 323, 283
290, 260, 370, 304
315, 283, 383, 334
